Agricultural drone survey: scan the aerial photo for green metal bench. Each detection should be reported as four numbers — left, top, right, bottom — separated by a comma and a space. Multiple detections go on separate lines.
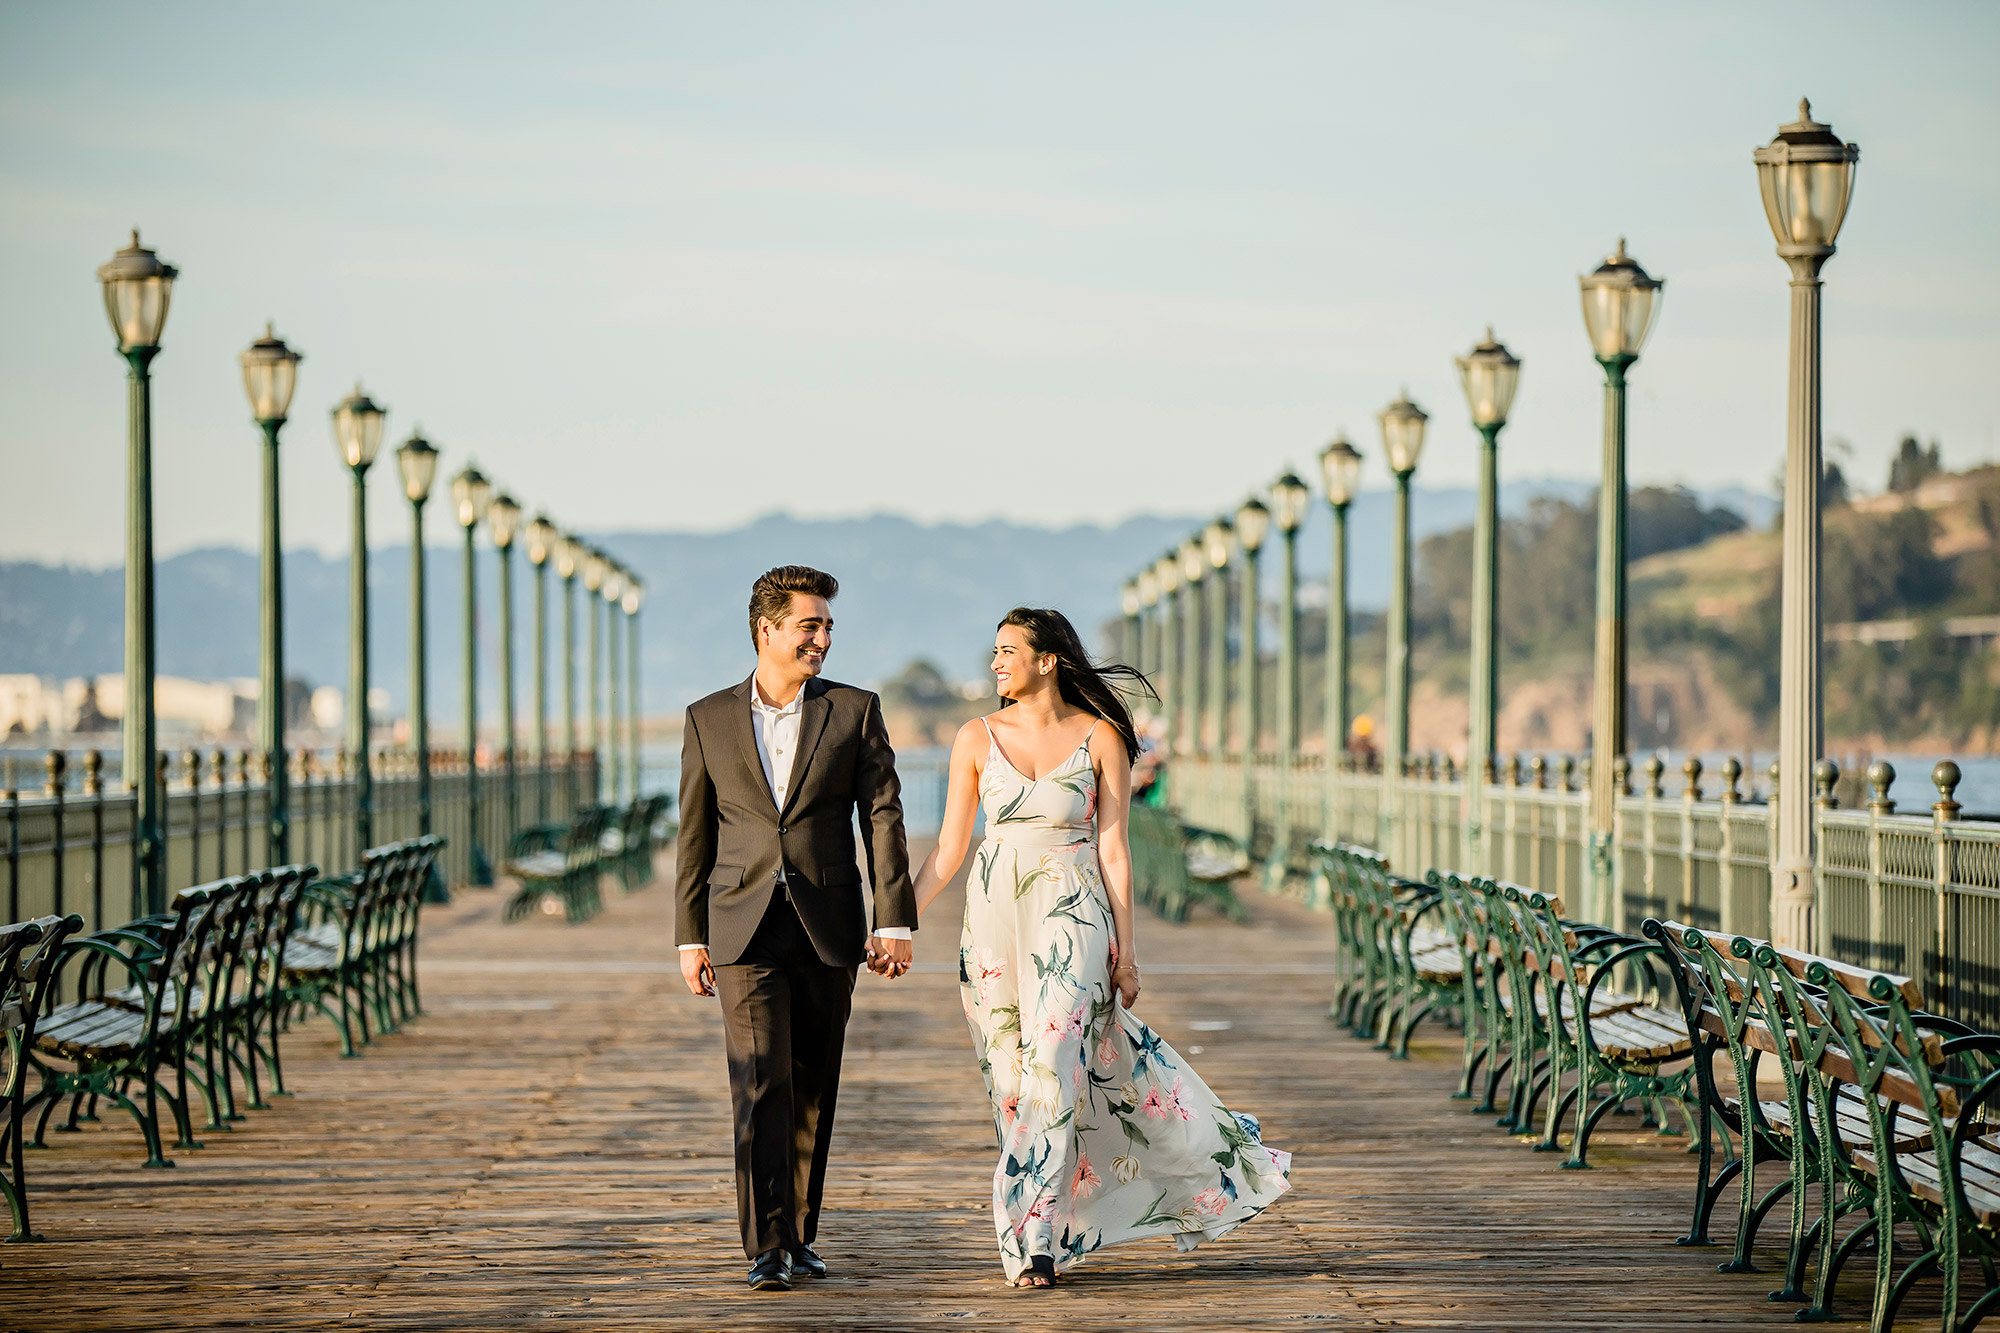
1129, 805, 1248, 923
1, 913, 82, 1250
504, 806, 610, 922
283, 837, 441, 1057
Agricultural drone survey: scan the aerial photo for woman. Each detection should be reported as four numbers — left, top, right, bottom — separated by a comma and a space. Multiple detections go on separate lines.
910, 608, 1292, 1288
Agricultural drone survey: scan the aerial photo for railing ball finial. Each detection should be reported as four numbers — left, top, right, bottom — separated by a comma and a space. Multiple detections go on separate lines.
1814, 757, 1840, 809
237, 750, 252, 784
1530, 755, 1547, 790
184, 747, 201, 789
1560, 755, 1576, 792
1720, 755, 1742, 803
1866, 759, 1896, 814
83, 748, 104, 796
45, 747, 67, 796
1643, 754, 1665, 798
211, 746, 227, 787
1682, 754, 1703, 801
1613, 754, 1632, 796
1482, 753, 1496, 785
1441, 754, 1456, 783
1768, 758, 1782, 803
1933, 760, 1962, 823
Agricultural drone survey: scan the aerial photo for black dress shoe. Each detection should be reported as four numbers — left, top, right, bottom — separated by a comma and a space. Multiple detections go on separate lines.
747, 1248, 793, 1291
790, 1244, 828, 1279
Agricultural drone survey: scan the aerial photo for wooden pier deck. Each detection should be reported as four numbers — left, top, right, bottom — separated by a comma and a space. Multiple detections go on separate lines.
0, 844, 1917, 1330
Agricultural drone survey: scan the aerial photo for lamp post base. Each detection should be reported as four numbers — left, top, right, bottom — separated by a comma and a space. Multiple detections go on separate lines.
1588, 829, 1616, 926
1771, 863, 1815, 952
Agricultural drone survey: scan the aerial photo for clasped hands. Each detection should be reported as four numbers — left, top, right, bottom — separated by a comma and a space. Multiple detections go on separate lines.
866, 935, 912, 979
678, 936, 912, 996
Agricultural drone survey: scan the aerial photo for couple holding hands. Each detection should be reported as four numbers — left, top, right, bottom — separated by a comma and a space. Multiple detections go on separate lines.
676, 565, 1289, 1291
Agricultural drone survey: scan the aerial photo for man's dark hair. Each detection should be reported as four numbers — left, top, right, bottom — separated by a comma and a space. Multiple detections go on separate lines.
748, 565, 839, 647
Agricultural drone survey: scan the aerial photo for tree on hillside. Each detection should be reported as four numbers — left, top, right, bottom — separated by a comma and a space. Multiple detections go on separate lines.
1823, 506, 1952, 623
1628, 485, 1746, 559
1888, 434, 1943, 493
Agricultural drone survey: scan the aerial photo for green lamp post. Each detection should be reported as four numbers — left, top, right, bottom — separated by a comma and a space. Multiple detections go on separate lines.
332, 384, 388, 856
1136, 568, 1160, 684
1233, 500, 1270, 759
1154, 553, 1181, 751
452, 463, 494, 884
525, 514, 558, 822
1202, 520, 1232, 757
1120, 581, 1142, 670
98, 230, 177, 914
1456, 328, 1522, 875
1378, 391, 1430, 861
1756, 99, 1858, 952
395, 431, 439, 846
1268, 471, 1311, 756
623, 577, 644, 799
1178, 537, 1206, 756
488, 492, 522, 842
1318, 435, 1362, 768
1579, 240, 1664, 925
602, 562, 626, 805
583, 547, 607, 800
556, 534, 581, 808
240, 323, 301, 866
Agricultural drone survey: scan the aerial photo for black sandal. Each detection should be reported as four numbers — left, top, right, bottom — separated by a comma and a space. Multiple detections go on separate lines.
1013, 1255, 1057, 1288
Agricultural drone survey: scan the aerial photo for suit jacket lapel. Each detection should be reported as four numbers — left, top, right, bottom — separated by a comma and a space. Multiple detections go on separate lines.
728, 676, 779, 811
779, 679, 831, 819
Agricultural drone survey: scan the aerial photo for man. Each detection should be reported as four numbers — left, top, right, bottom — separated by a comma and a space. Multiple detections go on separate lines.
676, 564, 917, 1291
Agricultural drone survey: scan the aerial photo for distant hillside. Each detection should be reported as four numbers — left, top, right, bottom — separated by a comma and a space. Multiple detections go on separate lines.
0, 480, 1770, 728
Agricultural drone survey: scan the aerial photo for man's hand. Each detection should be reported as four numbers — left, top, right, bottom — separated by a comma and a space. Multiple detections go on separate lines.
680, 947, 716, 997
866, 935, 912, 979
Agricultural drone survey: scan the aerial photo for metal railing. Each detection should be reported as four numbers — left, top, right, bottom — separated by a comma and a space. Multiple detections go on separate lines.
1167, 751, 2000, 1028
1, 747, 602, 937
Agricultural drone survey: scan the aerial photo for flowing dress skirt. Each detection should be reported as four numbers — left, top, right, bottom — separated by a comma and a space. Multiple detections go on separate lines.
960, 828, 1292, 1280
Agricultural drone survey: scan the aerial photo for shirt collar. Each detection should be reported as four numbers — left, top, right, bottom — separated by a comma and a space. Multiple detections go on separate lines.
750, 679, 806, 718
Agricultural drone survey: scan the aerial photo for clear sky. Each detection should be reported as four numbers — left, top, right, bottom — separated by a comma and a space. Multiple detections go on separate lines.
2, 1, 1995, 566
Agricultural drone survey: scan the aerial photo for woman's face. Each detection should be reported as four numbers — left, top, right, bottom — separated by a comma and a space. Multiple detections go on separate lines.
991, 624, 1054, 700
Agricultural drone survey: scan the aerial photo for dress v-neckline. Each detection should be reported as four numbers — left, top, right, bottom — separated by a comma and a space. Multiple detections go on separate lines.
982, 718, 1093, 784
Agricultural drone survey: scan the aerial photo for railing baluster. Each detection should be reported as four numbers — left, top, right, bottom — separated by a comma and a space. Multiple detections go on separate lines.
46, 749, 67, 917
86, 749, 105, 930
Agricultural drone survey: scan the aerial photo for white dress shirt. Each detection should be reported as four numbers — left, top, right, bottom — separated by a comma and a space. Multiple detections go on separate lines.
680, 678, 909, 950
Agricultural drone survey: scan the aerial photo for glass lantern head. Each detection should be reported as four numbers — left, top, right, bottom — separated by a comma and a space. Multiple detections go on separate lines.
1203, 520, 1232, 570
1377, 389, 1430, 476
451, 464, 491, 529
486, 493, 522, 549
240, 322, 302, 423
331, 383, 388, 472
395, 431, 439, 503
525, 514, 558, 566
1455, 326, 1521, 430
1579, 238, 1664, 361
1235, 497, 1271, 553
1319, 435, 1362, 508
1269, 470, 1311, 533
97, 229, 178, 351
1754, 98, 1859, 255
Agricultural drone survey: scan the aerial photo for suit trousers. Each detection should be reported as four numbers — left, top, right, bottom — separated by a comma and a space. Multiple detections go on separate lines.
714, 889, 858, 1259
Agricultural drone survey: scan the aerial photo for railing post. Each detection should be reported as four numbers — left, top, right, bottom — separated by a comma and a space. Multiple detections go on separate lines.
1933, 761, 1962, 1020
1680, 755, 1701, 928
86, 749, 105, 929
1866, 760, 1895, 972
1812, 758, 1840, 957
46, 749, 67, 918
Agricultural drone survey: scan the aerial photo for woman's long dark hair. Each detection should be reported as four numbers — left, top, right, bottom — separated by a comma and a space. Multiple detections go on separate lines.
996, 607, 1156, 763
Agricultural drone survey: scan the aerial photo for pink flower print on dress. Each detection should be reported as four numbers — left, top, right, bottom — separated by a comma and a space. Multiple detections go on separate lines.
1001, 1095, 1020, 1125
1095, 1033, 1119, 1067
973, 949, 1006, 1005
1071, 1155, 1102, 1199
1167, 1078, 1194, 1122
1140, 1085, 1170, 1119
1192, 1187, 1227, 1217
1084, 784, 1097, 823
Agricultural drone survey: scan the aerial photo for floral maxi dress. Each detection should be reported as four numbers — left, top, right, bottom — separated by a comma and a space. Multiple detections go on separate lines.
959, 719, 1292, 1280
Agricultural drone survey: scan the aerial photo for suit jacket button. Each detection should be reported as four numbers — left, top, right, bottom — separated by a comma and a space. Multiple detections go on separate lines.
778, 826, 787, 835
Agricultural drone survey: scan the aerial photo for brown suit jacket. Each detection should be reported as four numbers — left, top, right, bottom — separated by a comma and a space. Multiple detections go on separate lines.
675, 675, 916, 967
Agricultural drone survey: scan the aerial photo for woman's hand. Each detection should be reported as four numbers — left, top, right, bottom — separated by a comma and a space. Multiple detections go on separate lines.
1113, 962, 1141, 1010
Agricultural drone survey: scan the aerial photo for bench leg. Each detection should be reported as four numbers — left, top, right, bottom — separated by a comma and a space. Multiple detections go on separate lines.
1560, 1082, 1623, 1170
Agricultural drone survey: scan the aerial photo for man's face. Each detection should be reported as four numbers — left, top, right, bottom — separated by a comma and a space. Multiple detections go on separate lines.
759, 593, 832, 677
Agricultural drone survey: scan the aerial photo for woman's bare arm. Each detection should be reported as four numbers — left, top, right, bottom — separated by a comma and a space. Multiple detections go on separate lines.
912, 719, 988, 917
1091, 725, 1140, 1008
